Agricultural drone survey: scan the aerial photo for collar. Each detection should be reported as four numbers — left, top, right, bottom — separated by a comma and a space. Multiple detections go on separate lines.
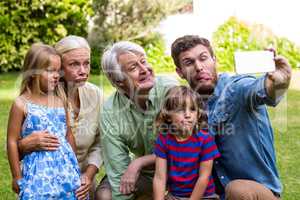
117, 80, 156, 110
206, 73, 231, 107
212, 73, 231, 98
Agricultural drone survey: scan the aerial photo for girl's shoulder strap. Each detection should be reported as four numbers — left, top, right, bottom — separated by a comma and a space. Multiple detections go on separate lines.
14, 95, 29, 116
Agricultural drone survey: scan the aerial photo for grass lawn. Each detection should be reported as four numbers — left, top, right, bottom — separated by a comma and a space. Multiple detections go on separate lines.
0, 72, 299, 199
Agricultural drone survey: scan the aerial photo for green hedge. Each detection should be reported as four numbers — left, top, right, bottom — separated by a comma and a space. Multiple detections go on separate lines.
135, 33, 175, 74
2, 5, 299, 74
0, 0, 91, 72
213, 17, 300, 71
131, 17, 300, 75
89, 0, 191, 74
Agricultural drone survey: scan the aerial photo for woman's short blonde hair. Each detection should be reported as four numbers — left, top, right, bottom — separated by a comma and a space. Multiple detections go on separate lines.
55, 35, 90, 57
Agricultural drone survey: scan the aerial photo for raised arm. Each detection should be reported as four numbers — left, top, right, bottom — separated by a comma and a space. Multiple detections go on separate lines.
7, 98, 25, 193
153, 156, 167, 200
237, 54, 292, 108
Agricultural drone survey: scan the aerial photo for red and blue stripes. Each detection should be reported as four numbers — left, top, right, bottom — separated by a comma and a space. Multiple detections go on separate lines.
154, 130, 220, 197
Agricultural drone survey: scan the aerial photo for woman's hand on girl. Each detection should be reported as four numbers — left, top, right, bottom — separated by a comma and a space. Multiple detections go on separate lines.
19, 130, 60, 153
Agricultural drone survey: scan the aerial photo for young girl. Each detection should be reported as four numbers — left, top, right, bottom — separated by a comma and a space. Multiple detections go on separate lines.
153, 86, 220, 200
7, 43, 81, 199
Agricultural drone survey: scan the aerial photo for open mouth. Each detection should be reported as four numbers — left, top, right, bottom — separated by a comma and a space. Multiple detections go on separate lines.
139, 75, 153, 83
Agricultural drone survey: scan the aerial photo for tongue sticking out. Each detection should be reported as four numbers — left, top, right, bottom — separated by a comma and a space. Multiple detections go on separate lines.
197, 74, 211, 81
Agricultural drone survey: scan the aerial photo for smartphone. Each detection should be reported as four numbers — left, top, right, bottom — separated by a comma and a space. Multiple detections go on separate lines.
234, 50, 275, 74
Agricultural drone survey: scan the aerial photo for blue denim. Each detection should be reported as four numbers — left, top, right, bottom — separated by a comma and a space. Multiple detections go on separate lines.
207, 73, 282, 198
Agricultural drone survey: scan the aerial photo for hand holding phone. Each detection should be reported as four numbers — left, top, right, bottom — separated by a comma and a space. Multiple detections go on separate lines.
234, 51, 275, 74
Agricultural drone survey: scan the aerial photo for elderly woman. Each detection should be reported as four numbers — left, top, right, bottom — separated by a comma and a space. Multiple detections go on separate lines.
18, 35, 103, 200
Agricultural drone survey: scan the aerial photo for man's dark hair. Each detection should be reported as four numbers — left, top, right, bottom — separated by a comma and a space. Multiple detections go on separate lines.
171, 35, 214, 68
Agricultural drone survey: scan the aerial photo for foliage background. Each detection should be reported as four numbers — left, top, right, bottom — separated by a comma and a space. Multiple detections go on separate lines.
0, 0, 91, 72
212, 17, 300, 71
1, 1, 299, 74
1, 1, 300, 199
89, 0, 191, 74
0, 0, 190, 74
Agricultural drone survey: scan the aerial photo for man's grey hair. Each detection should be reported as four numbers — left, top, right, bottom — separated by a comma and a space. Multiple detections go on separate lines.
55, 35, 90, 56
101, 41, 146, 85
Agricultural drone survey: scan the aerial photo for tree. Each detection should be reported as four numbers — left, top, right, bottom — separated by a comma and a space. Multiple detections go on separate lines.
213, 17, 300, 71
89, 0, 191, 73
0, 0, 91, 72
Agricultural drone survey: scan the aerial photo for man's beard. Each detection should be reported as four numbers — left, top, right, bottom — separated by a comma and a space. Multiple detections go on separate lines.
192, 82, 215, 95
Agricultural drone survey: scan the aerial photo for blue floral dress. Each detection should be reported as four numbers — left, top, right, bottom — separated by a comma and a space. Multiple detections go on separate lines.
18, 102, 81, 200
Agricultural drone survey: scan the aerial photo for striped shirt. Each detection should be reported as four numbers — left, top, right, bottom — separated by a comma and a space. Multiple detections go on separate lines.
154, 130, 220, 197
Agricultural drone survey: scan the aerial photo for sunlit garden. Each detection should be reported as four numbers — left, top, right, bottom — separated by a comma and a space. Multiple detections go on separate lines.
1, 0, 299, 199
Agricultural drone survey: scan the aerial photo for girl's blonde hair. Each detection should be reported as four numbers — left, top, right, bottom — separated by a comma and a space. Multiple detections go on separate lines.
156, 86, 207, 134
20, 43, 64, 97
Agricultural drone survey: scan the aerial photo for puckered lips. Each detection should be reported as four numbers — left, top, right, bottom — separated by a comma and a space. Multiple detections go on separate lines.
182, 120, 194, 125
181, 119, 195, 129
48, 79, 58, 88
75, 76, 88, 83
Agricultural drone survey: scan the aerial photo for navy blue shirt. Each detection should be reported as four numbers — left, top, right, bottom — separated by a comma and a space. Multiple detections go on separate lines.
208, 73, 282, 197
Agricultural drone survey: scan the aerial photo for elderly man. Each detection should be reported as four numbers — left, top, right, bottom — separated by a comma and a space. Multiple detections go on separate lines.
96, 41, 178, 200
171, 35, 291, 200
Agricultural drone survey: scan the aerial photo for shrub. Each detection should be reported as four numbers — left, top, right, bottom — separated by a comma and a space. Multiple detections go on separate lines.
89, 0, 191, 74
212, 17, 300, 71
0, 0, 91, 72
134, 33, 175, 74
275, 37, 300, 69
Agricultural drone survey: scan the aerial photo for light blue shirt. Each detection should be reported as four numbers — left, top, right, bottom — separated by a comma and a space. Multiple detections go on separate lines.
208, 73, 282, 197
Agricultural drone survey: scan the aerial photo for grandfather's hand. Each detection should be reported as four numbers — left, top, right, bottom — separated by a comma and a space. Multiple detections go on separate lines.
19, 130, 59, 153
76, 174, 92, 200
119, 159, 142, 195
